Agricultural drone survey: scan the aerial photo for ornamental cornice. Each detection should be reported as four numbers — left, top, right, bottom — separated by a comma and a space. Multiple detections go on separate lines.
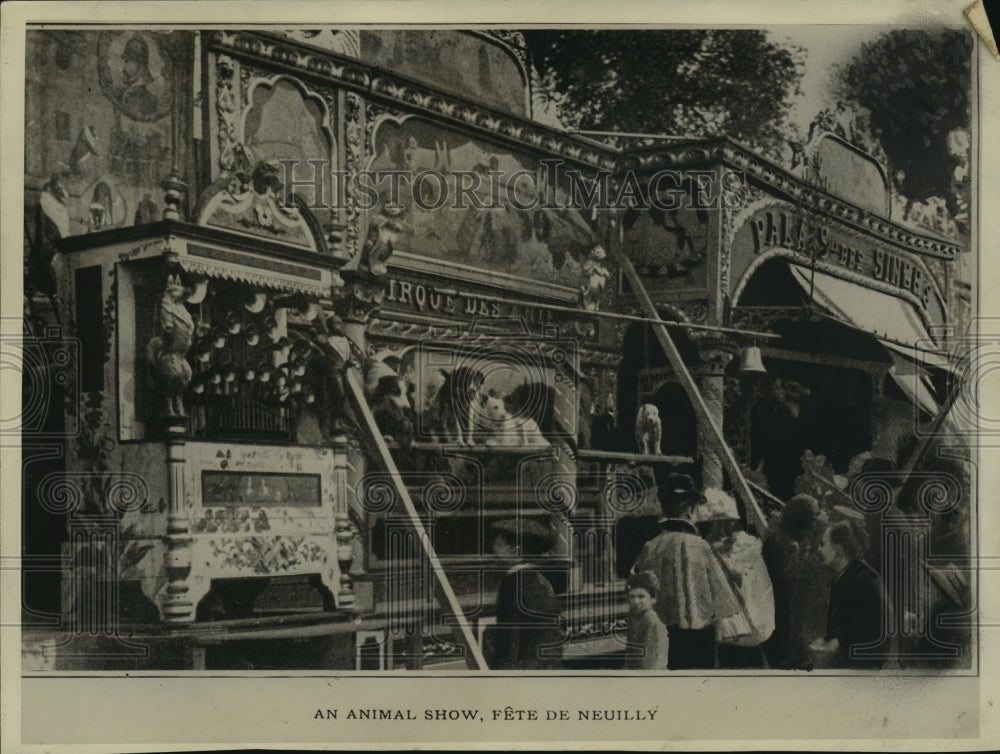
366, 316, 620, 368
208, 31, 961, 262
633, 140, 962, 261
209, 30, 618, 172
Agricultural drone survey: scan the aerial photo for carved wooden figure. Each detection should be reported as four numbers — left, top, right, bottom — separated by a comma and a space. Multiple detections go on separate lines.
580, 244, 610, 311
146, 274, 194, 418
361, 204, 409, 276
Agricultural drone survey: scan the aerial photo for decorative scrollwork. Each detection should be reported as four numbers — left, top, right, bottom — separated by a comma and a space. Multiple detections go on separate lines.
535, 473, 578, 515
603, 470, 648, 515
422, 476, 466, 513
358, 474, 397, 514
216, 54, 244, 176
674, 300, 709, 324
330, 280, 387, 324
912, 472, 962, 516
849, 472, 898, 515
343, 92, 364, 260
37, 472, 86, 515
106, 473, 152, 514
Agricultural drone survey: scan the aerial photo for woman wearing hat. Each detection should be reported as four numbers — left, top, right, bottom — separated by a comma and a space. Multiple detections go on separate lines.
631, 475, 741, 669
489, 518, 563, 670
761, 493, 832, 669
698, 489, 776, 669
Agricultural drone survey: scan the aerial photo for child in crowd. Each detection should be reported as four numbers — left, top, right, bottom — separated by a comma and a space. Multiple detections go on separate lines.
624, 571, 669, 670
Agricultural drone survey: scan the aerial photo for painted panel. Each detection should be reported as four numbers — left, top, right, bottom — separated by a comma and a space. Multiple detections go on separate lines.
24, 31, 193, 235
622, 204, 710, 292
201, 471, 322, 507
360, 31, 526, 116
813, 134, 890, 217
369, 118, 597, 286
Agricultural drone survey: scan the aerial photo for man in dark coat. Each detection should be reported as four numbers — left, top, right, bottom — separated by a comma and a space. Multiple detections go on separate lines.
631, 475, 741, 670
813, 520, 888, 669
489, 519, 563, 670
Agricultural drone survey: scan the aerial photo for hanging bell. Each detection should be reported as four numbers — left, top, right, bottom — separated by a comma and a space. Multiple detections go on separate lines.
739, 346, 767, 374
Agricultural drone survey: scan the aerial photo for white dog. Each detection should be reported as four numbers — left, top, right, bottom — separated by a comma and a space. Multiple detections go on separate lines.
482, 393, 549, 447
634, 403, 662, 455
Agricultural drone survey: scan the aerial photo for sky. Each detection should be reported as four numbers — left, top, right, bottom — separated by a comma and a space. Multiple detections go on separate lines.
768, 26, 874, 135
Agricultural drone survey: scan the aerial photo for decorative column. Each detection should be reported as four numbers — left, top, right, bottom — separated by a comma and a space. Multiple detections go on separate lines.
162, 422, 194, 623
328, 277, 386, 614
332, 431, 356, 609
691, 335, 736, 490
332, 430, 372, 612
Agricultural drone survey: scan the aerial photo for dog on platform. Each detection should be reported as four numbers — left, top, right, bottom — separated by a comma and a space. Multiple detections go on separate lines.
427, 366, 486, 445
481, 391, 549, 447
635, 403, 662, 455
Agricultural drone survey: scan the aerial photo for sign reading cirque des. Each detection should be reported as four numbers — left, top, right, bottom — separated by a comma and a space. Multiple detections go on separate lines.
381, 276, 557, 326
729, 204, 947, 323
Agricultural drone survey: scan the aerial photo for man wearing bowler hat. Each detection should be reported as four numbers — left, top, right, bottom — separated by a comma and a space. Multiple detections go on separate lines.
631, 474, 741, 669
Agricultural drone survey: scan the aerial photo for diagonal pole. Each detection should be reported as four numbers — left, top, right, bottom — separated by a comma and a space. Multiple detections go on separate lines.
344, 367, 488, 669
618, 254, 769, 534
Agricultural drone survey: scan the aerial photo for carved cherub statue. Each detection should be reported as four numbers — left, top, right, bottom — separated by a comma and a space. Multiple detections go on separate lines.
361, 204, 409, 276
580, 245, 611, 312
146, 274, 194, 418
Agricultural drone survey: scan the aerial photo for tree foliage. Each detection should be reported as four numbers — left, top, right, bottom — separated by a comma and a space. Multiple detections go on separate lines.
834, 29, 973, 222
523, 30, 804, 157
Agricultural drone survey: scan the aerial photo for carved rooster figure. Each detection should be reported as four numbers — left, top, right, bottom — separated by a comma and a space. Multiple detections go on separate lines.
146, 274, 194, 418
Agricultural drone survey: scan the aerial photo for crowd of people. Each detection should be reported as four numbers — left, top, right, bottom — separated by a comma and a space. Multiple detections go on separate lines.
488, 458, 916, 671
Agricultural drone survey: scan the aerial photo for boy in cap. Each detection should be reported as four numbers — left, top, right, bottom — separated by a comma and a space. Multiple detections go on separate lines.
624, 571, 669, 670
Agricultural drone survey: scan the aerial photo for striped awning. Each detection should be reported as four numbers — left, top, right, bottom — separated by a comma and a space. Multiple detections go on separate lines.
787, 263, 953, 371
177, 241, 332, 297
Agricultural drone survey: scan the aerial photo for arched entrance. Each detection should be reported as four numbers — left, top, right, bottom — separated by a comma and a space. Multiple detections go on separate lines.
731, 259, 888, 499
617, 320, 699, 460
